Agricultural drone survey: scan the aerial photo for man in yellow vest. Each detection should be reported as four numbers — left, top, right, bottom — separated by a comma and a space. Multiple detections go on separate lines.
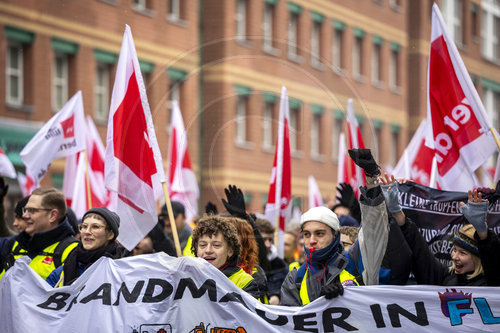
0, 187, 78, 281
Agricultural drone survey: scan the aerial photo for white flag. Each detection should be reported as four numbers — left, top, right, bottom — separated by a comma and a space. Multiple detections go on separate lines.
20, 91, 86, 185
308, 175, 324, 209
0, 147, 16, 179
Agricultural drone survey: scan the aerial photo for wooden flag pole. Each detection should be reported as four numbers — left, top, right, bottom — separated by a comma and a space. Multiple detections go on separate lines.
490, 128, 500, 151
83, 150, 92, 209
274, 215, 280, 250
162, 182, 182, 257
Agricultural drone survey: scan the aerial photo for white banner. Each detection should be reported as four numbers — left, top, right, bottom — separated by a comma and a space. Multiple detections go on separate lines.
1, 254, 500, 332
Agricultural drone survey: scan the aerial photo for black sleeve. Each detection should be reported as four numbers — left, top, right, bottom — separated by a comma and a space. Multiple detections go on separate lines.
476, 230, 500, 286
399, 217, 449, 285
0, 199, 14, 238
148, 223, 177, 257
382, 218, 412, 285
247, 215, 271, 272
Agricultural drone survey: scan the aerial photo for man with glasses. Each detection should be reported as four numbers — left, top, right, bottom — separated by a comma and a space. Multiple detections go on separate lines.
0, 187, 78, 281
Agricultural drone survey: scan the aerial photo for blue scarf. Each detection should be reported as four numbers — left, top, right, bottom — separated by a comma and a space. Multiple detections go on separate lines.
303, 232, 343, 276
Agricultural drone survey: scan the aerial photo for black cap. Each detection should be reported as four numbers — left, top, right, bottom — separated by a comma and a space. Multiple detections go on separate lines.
83, 207, 120, 241
66, 207, 79, 235
160, 201, 185, 218
14, 196, 30, 218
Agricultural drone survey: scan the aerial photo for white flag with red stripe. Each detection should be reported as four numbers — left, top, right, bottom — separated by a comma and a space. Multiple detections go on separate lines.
20, 91, 86, 185
264, 86, 292, 258
16, 172, 37, 197
105, 25, 166, 251
167, 100, 199, 223
393, 120, 435, 186
308, 175, 324, 209
426, 4, 497, 191
0, 147, 16, 179
345, 99, 366, 195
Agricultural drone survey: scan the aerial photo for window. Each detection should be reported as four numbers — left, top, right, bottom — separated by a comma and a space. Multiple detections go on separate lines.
372, 120, 383, 162
289, 106, 300, 152
169, 80, 181, 104
168, 0, 181, 20
235, 96, 249, 145
6, 42, 23, 106
94, 62, 110, 123
311, 113, 321, 157
311, 21, 321, 66
331, 115, 343, 162
353, 36, 363, 78
134, 0, 147, 11
288, 11, 299, 58
389, 126, 400, 166
52, 53, 68, 112
483, 86, 500, 168
471, 4, 479, 41
167, 67, 187, 109
263, 2, 275, 51
389, 43, 401, 90
333, 27, 344, 71
441, 0, 463, 46
481, 1, 500, 61
262, 101, 274, 149
236, 0, 247, 41
371, 42, 382, 84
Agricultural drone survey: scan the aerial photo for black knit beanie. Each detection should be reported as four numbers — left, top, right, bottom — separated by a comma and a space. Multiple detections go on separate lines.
14, 196, 30, 218
83, 207, 120, 241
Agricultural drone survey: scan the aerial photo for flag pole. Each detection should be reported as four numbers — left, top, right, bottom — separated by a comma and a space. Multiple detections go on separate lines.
489, 128, 500, 150
83, 150, 92, 209
162, 182, 182, 257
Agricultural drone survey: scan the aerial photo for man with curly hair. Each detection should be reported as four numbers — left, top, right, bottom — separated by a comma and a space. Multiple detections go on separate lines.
191, 215, 260, 298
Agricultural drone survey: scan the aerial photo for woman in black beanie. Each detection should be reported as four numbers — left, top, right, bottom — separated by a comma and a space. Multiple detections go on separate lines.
46, 207, 123, 287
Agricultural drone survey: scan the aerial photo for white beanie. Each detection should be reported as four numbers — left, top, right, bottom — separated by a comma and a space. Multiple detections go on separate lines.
300, 206, 340, 231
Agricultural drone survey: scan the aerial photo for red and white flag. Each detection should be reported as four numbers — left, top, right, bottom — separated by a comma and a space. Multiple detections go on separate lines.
264, 86, 292, 258
0, 147, 16, 179
20, 91, 86, 185
345, 99, 366, 195
393, 120, 435, 186
308, 175, 324, 209
17, 172, 37, 197
64, 116, 114, 219
426, 4, 497, 191
104, 25, 166, 251
167, 100, 199, 223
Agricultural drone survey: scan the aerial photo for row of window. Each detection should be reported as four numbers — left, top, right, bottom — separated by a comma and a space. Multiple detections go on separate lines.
4, 26, 186, 123
131, 0, 183, 21
233, 87, 403, 166
235, 0, 404, 91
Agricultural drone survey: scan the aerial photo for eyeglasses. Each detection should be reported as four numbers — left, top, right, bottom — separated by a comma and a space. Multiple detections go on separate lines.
78, 223, 107, 233
22, 207, 52, 215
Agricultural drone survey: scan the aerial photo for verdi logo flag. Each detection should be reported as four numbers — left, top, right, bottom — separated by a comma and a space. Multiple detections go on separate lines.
20, 91, 86, 185
2, 254, 500, 332
426, 4, 497, 191
104, 25, 166, 251
17, 171, 37, 197
167, 100, 199, 223
264, 86, 292, 258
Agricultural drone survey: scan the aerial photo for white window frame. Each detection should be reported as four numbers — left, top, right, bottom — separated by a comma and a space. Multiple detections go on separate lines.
235, 96, 248, 144
262, 101, 274, 149
168, 0, 181, 20
52, 53, 69, 112
263, 3, 274, 51
389, 49, 400, 89
371, 43, 382, 84
6, 42, 23, 106
441, 0, 463, 46
311, 21, 321, 65
333, 29, 343, 71
133, 0, 147, 11
310, 114, 321, 157
481, 1, 500, 61
288, 12, 299, 58
236, 0, 247, 41
289, 107, 299, 152
94, 62, 110, 123
353, 36, 363, 77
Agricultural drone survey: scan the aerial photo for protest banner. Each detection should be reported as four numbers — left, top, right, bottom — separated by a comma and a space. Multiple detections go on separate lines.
1, 253, 499, 332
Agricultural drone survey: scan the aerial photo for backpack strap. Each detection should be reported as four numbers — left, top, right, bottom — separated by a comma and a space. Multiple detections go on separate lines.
52, 236, 79, 267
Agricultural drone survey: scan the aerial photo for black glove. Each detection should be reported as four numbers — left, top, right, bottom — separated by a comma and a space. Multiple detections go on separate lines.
205, 201, 218, 215
335, 183, 361, 223
348, 149, 380, 177
0, 177, 8, 200
320, 279, 344, 299
221, 184, 247, 219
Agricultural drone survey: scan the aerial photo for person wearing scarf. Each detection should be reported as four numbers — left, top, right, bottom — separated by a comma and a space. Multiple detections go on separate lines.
46, 207, 122, 287
191, 215, 260, 299
280, 206, 359, 306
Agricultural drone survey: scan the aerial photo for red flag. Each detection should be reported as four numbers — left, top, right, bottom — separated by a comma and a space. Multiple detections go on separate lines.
20, 91, 86, 185
426, 4, 497, 191
105, 25, 166, 250
308, 175, 324, 209
393, 120, 435, 186
17, 172, 37, 197
0, 147, 16, 179
167, 100, 199, 223
345, 99, 366, 195
264, 86, 292, 258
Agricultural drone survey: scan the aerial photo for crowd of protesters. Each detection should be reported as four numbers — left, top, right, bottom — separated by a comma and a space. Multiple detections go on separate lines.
1, 148, 499, 308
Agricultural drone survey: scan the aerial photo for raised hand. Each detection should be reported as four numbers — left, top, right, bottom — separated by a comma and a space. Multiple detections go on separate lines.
460, 189, 488, 234
221, 184, 247, 219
